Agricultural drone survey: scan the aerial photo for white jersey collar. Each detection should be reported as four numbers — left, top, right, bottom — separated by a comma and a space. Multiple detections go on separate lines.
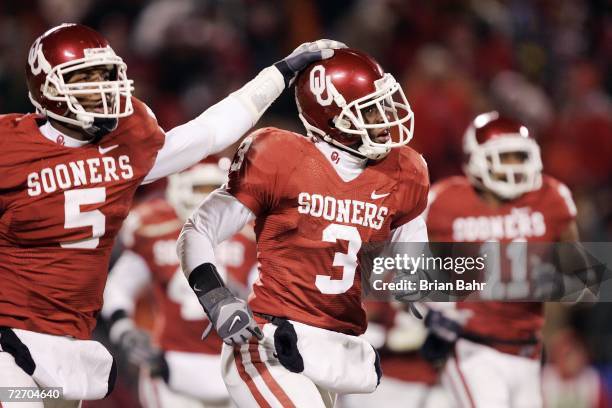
39, 121, 91, 148
314, 139, 367, 182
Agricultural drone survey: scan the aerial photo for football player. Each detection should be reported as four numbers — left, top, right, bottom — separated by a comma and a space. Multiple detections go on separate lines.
178, 48, 430, 407
0, 22, 343, 406
424, 112, 579, 408
102, 162, 257, 408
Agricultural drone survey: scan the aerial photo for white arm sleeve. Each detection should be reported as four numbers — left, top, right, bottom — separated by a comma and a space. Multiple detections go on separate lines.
177, 188, 255, 278
101, 250, 153, 319
143, 66, 285, 184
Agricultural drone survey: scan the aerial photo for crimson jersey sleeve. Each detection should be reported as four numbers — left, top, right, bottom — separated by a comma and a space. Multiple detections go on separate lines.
0, 114, 21, 215
542, 176, 577, 238
390, 148, 430, 230
227, 127, 299, 215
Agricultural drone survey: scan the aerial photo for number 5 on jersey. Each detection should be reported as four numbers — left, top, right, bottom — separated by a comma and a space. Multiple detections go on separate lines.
60, 187, 106, 249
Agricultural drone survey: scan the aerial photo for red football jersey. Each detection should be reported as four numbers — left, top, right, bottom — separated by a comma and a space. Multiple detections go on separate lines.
0, 98, 165, 339
227, 127, 429, 335
426, 175, 576, 355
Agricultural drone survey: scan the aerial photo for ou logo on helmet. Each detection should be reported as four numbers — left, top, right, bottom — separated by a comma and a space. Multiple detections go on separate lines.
28, 38, 51, 76
310, 65, 334, 106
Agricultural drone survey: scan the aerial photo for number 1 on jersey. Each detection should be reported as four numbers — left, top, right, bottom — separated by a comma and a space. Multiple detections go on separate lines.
316, 224, 361, 294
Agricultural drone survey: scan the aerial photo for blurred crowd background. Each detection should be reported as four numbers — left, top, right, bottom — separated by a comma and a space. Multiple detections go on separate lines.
1, 0, 611, 406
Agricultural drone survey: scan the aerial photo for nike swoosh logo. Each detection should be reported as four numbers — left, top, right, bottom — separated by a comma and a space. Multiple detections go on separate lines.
371, 191, 390, 200
98, 144, 119, 155
193, 284, 202, 293
228, 315, 242, 332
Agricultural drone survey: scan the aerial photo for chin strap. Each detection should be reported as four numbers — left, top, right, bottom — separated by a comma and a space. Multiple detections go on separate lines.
83, 117, 118, 142
321, 134, 368, 159
322, 133, 391, 161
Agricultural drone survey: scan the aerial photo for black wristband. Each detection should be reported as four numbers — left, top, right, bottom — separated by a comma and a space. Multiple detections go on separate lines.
188, 263, 225, 295
273, 60, 293, 88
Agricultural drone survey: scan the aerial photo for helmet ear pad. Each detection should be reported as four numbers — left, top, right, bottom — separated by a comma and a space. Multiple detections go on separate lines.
329, 117, 359, 146
333, 117, 351, 132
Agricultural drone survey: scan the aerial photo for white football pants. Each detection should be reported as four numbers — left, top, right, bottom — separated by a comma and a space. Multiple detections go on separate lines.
339, 377, 453, 408
0, 352, 81, 408
221, 341, 337, 408
442, 339, 543, 408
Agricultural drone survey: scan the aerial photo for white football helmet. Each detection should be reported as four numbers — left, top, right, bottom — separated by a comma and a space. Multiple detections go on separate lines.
463, 111, 543, 200
167, 162, 228, 220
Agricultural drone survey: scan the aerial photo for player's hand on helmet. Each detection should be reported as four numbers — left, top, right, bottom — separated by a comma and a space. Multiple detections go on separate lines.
274, 39, 347, 87
203, 288, 263, 346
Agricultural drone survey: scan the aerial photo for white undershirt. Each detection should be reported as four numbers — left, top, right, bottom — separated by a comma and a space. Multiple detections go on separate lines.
313, 140, 367, 182
38, 121, 91, 147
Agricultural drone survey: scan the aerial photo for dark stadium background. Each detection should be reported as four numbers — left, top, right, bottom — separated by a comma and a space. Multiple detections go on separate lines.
1, 1, 610, 406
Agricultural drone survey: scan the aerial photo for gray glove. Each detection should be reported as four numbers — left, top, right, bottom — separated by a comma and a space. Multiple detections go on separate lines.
274, 39, 347, 87
200, 287, 263, 346
110, 319, 160, 366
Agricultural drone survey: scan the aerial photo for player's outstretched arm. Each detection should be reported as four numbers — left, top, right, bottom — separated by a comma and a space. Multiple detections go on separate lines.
177, 188, 262, 345
143, 39, 347, 184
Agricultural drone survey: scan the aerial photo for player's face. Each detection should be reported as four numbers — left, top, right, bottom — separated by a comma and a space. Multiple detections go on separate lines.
64, 67, 114, 114
362, 106, 391, 143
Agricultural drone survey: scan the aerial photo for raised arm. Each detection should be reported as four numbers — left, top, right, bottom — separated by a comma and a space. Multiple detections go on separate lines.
143, 40, 346, 184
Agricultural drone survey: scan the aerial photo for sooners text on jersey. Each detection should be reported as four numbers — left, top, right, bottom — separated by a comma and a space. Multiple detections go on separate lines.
227, 127, 429, 335
0, 98, 165, 339
426, 176, 576, 356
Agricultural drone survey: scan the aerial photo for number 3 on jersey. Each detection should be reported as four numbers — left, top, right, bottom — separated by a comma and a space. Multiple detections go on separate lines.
60, 187, 106, 249
316, 224, 361, 294
230, 136, 253, 172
